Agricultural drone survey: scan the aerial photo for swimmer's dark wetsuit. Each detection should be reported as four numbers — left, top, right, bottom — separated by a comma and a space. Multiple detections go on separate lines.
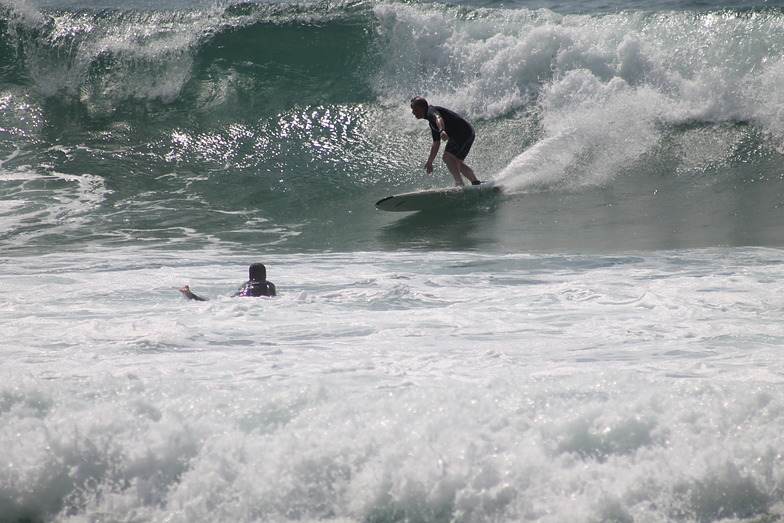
426, 106, 475, 160
232, 280, 276, 297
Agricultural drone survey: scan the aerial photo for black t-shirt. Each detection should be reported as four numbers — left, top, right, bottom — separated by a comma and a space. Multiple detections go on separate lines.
426, 106, 474, 143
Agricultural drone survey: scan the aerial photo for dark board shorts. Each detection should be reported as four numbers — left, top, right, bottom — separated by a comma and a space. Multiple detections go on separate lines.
445, 133, 475, 160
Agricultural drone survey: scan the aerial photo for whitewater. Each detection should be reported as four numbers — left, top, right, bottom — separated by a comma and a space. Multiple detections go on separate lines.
4, 0, 784, 520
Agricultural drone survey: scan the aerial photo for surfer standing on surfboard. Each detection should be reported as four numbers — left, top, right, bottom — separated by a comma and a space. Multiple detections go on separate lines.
410, 97, 482, 187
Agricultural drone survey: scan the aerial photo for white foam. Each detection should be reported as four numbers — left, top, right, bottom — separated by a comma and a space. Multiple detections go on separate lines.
0, 166, 112, 240
4, 248, 784, 521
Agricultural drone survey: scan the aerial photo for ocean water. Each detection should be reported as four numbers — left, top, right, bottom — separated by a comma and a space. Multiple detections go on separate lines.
4, 0, 784, 520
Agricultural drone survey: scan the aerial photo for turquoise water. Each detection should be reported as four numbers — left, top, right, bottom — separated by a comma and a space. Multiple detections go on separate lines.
3, 0, 784, 254
4, 0, 784, 520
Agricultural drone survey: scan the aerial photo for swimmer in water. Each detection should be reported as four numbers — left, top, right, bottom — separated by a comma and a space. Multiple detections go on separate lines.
180, 263, 276, 301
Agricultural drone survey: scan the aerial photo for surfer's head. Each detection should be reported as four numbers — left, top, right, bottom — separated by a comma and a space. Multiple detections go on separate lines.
249, 263, 267, 282
410, 97, 428, 119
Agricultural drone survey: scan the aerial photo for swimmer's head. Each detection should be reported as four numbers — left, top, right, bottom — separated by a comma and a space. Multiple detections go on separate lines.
249, 263, 267, 282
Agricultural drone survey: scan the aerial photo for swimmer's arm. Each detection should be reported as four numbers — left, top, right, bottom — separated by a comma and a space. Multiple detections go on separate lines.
180, 285, 208, 301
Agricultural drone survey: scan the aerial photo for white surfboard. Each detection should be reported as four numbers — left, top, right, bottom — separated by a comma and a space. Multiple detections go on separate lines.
375, 182, 500, 212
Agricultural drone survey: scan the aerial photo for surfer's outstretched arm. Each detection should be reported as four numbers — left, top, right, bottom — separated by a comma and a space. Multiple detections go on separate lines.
180, 285, 208, 301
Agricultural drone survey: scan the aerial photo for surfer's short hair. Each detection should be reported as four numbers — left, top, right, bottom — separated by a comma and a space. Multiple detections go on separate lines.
410, 97, 428, 110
